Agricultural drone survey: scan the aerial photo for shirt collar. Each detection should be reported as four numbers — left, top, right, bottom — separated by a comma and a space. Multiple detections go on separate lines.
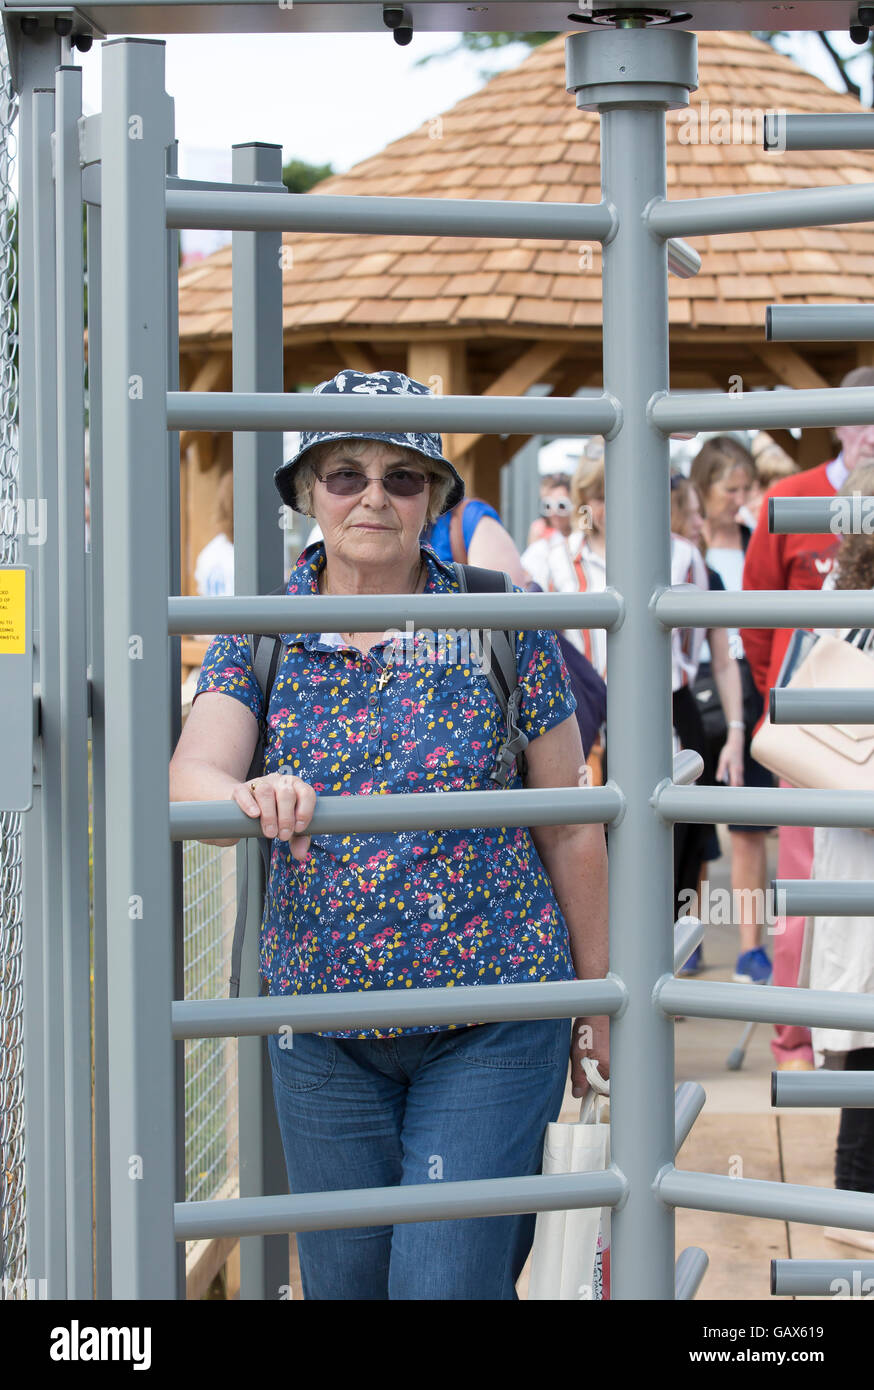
279, 540, 456, 647
826, 451, 848, 491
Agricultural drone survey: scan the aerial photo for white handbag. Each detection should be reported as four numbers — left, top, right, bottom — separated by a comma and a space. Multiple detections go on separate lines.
527, 1058, 610, 1301
750, 628, 874, 794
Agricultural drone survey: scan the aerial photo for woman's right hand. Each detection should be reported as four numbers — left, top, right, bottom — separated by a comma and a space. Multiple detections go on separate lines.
233, 771, 317, 862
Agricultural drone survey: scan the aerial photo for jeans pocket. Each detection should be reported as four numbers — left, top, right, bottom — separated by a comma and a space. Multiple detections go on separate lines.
446, 1017, 571, 1070
268, 1030, 336, 1093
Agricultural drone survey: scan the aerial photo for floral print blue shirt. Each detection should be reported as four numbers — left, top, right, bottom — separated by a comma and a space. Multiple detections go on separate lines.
194, 542, 579, 1039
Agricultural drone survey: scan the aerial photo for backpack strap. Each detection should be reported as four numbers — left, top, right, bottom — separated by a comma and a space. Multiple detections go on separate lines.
229, 584, 285, 999
449, 501, 470, 565
453, 562, 529, 787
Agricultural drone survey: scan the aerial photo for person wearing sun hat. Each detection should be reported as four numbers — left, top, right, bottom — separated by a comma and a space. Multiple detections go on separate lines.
170, 368, 608, 1300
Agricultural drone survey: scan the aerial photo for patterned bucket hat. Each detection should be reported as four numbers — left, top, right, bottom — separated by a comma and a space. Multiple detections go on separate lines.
274, 369, 465, 515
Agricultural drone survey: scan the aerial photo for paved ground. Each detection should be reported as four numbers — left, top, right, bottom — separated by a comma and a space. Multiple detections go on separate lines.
518, 828, 863, 1301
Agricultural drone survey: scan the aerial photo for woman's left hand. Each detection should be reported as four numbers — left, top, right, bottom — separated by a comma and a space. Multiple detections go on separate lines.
715, 727, 745, 787
570, 1015, 610, 1099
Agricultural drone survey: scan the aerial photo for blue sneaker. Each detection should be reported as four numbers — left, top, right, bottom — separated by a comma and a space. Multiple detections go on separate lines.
678, 945, 702, 977
734, 947, 772, 984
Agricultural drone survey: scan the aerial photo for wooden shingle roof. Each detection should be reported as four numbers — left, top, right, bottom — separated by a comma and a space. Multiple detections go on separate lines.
177, 29, 874, 346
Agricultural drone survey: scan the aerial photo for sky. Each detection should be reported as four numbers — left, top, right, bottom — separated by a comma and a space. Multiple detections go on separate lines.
69, 27, 872, 260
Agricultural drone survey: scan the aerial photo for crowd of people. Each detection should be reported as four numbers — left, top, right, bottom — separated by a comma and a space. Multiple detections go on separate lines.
179, 365, 874, 1294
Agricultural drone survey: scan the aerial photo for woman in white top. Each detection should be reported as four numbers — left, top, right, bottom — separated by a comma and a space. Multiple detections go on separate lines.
802, 464, 874, 1247
521, 449, 607, 680
690, 436, 774, 985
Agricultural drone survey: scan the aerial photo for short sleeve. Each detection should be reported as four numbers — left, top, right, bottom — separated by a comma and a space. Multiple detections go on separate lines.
515, 618, 577, 741
194, 632, 264, 725
462, 499, 501, 548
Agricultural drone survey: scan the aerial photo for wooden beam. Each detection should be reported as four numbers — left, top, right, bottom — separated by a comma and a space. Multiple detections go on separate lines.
179, 352, 232, 452
755, 345, 830, 391
328, 339, 380, 374
451, 341, 567, 457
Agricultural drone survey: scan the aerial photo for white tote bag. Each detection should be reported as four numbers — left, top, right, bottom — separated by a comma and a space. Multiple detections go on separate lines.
527, 1059, 610, 1301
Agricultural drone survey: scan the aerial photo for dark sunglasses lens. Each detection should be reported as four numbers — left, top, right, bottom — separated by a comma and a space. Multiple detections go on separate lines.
324, 470, 367, 495
381, 470, 427, 497
322, 468, 427, 497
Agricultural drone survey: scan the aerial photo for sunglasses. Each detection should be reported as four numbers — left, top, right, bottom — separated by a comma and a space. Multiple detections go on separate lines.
314, 467, 433, 498
541, 497, 573, 516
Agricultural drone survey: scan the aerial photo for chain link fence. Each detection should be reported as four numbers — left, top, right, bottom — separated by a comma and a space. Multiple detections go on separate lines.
0, 23, 24, 1301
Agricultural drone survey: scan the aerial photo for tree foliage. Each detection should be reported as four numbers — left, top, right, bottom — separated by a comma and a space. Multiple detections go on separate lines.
281, 157, 336, 193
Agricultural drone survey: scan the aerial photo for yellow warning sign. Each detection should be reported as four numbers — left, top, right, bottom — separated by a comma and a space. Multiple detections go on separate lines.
0, 568, 26, 654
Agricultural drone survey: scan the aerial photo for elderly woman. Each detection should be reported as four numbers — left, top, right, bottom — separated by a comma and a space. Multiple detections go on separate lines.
169, 369, 608, 1301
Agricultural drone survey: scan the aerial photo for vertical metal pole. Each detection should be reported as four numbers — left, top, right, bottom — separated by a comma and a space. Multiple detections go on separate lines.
32, 83, 68, 1299
86, 190, 112, 1299
16, 26, 62, 1300
231, 141, 287, 1301
602, 101, 675, 1298
165, 136, 187, 1301
100, 37, 176, 1298
567, 24, 696, 1298
54, 62, 94, 1298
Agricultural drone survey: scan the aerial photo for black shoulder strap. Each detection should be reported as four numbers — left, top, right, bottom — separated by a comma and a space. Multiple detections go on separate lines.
452, 562, 529, 787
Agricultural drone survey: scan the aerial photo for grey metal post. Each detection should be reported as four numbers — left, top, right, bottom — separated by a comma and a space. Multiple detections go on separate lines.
33, 83, 67, 1299
54, 62, 94, 1299
16, 23, 63, 1299
231, 139, 288, 1302
85, 193, 112, 1298
567, 22, 697, 1299
165, 136, 187, 1302
100, 37, 177, 1297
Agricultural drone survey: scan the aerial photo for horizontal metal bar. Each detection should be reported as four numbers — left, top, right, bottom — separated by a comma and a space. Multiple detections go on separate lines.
83, 168, 291, 207
771, 688, 874, 724
657, 1166, 874, 1231
7, 0, 870, 37
773, 878, 874, 917
171, 785, 624, 844
771, 1259, 874, 1297
166, 174, 287, 195
647, 183, 874, 240
769, 495, 874, 535
675, 1246, 709, 1302
673, 749, 704, 786
674, 917, 705, 975
765, 114, 874, 152
167, 390, 620, 437
655, 784, 874, 829
674, 1082, 706, 1156
651, 385, 874, 435
167, 589, 625, 635
657, 978, 874, 1033
767, 304, 874, 342
171, 976, 627, 1040
164, 188, 616, 241
174, 1167, 629, 1241
772, 1071, 874, 1109
654, 587, 874, 629
667, 238, 701, 279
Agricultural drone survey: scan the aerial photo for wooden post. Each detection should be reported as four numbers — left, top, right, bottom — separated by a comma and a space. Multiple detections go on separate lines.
184, 434, 218, 598
406, 340, 469, 484
464, 433, 504, 511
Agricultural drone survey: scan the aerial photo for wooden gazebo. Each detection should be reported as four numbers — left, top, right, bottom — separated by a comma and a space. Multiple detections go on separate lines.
176, 28, 874, 595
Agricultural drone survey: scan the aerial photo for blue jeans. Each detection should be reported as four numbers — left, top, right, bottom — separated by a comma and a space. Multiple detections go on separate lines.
267, 1015, 572, 1300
